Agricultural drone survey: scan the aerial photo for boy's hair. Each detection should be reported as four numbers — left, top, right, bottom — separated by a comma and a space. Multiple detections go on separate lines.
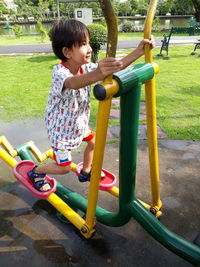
51, 19, 90, 61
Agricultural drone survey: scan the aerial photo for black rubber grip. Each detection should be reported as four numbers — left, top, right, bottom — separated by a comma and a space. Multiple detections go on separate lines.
93, 84, 106, 100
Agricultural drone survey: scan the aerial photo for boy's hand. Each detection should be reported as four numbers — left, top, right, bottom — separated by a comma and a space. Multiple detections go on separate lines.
136, 35, 156, 55
96, 57, 123, 79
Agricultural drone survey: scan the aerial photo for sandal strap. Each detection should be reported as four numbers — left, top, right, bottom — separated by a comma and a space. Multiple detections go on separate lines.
33, 179, 51, 191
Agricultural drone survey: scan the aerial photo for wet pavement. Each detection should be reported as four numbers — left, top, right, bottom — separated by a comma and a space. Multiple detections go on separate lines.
0, 119, 200, 266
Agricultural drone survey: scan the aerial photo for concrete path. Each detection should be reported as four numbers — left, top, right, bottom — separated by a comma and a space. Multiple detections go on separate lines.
0, 36, 199, 55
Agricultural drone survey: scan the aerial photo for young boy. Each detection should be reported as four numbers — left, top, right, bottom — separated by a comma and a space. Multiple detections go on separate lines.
28, 19, 155, 192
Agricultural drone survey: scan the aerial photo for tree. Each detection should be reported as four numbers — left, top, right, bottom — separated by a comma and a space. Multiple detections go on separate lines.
191, 0, 200, 21
136, 0, 149, 15
118, 1, 132, 16
171, 0, 193, 16
157, 0, 174, 15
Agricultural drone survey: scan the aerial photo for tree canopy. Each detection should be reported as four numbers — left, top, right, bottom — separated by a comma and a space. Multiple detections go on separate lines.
0, 0, 199, 22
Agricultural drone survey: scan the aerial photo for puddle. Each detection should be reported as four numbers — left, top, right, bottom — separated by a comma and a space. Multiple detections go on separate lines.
0, 118, 49, 150
0, 118, 50, 189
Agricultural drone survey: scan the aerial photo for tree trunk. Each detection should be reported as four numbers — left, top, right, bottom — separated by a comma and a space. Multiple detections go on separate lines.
98, 0, 118, 58
192, 0, 200, 22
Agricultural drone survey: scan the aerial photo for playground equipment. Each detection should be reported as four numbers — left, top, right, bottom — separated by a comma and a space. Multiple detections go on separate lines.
0, 0, 200, 265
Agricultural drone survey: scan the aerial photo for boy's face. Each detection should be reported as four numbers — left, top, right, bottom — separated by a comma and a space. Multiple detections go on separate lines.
69, 34, 92, 66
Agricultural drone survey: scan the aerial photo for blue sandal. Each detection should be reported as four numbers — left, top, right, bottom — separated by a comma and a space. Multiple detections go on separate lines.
78, 170, 106, 183
28, 167, 52, 192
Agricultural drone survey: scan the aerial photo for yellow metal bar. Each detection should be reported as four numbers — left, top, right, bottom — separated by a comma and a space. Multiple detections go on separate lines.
143, 0, 162, 211
44, 149, 54, 160
46, 193, 86, 230
108, 186, 161, 217
0, 147, 18, 168
108, 186, 119, 197
0, 136, 18, 157
85, 98, 113, 233
26, 141, 53, 162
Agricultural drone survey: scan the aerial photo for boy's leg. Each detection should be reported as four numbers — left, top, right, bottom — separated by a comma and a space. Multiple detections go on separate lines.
78, 130, 95, 182
28, 148, 72, 191
82, 136, 95, 174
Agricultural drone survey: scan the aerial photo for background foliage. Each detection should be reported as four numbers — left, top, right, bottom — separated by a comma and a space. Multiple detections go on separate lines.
0, 0, 199, 22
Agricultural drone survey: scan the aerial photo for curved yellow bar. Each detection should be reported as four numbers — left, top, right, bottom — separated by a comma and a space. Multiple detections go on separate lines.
46, 193, 86, 230
86, 98, 113, 231
0, 136, 18, 157
144, 0, 162, 211
0, 147, 18, 168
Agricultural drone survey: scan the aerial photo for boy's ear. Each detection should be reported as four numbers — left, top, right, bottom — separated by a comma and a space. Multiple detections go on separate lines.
62, 47, 71, 59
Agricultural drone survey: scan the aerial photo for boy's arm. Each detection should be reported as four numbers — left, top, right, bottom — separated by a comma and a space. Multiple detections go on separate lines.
64, 57, 122, 90
121, 38, 155, 69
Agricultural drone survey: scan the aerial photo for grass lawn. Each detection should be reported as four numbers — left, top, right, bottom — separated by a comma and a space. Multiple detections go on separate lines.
0, 45, 200, 141
0, 31, 167, 46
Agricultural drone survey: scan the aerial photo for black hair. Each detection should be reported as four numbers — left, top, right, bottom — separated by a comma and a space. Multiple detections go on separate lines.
50, 19, 90, 61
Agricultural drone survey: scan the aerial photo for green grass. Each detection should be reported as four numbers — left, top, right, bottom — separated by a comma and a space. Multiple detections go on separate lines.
154, 46, 200, 141
0, 45, 200, 141
0, 31, 167, 46
0, 35, 51, 45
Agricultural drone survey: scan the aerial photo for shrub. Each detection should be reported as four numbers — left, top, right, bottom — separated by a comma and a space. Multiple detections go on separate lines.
153, 17, 161, 32
87, 23, 107, 63
120, 20, 134, 32
36, 20, 47, 42
12, 24, 23, 38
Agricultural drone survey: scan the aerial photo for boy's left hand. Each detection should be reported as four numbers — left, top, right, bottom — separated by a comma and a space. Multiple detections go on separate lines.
137, 35, 156, 55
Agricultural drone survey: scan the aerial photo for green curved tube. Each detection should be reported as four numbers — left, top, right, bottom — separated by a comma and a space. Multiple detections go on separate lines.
127, 200, 200, 265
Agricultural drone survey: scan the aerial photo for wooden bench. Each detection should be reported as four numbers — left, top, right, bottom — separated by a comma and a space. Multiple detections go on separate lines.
158, 27, 200, 58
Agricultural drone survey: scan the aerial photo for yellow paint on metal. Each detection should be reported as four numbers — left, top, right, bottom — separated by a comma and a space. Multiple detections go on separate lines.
26, 141, 53, 162
108, 186, 162, 217
143, 0, 162, 211
44, 149, 54, 160
46, 193, 86, 230
0, 147, 18, 168
108, 186, 119, 197
70, 162, 77, 172
0, 136, 18, 157
101, 78, 119, 99
152, 62, 159, 74
86, 97, 113, 231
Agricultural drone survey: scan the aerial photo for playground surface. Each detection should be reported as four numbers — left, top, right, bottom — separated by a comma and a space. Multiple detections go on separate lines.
0, 119, 199, 266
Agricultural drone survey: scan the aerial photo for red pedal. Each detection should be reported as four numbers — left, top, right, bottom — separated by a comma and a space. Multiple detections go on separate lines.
13, 160, 56, 199
76, 162, 117, 191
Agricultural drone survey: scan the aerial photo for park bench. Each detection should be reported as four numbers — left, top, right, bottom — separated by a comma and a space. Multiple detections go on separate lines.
158, 27, 200, 58
191, 39, 200, 55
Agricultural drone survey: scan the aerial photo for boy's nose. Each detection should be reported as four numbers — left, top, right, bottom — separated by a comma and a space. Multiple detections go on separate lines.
88, 44, 92, 52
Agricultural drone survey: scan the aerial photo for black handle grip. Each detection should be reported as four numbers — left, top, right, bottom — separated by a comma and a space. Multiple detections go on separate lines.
93, 84, 106, 100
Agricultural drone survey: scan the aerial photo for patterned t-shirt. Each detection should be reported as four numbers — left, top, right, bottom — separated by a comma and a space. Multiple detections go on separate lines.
45, 62, 98, 150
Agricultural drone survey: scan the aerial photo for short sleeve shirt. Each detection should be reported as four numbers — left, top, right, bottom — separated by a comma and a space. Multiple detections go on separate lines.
45, 62, 98, 150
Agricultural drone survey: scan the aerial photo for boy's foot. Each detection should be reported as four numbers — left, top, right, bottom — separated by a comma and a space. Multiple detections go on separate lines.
78, 169, 106, 182
78, 170, 91, 182
28, 167, 51, 192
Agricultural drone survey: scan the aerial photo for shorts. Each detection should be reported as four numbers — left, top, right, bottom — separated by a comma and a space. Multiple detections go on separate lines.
53, 129, 95, 166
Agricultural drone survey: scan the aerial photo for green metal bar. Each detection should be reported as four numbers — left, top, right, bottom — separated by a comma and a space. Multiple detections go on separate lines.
118, 83, 141, 208
16, 143, 36, 162
127, 200, 200, 265
56, 182, 129, 226
114, 63, 154, 97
